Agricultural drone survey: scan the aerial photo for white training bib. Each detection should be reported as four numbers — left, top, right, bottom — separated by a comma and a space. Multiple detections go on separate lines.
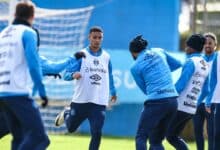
211, 52, 220, 103
0, 25, 34, 94
177, 56, 209, 114
72, 49, 110, 106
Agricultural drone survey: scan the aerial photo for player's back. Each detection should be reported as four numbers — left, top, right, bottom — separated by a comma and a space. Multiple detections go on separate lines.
131, 48, 178, 101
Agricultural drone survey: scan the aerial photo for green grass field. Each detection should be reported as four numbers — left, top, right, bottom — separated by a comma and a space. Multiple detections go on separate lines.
0, 134, 198, 150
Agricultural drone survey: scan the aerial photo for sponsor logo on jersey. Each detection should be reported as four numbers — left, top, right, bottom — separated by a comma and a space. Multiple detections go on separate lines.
184, 101, 196, 108
191, 87, 200, 95
93, 59, 99, 66
157, 89, 175, 94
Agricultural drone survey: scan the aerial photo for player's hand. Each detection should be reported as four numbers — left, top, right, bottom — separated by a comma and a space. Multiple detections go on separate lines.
107, 95, 117, 110
205, 106, 211, 114
110, 95, 117, 103
72, 72, 82, 80
45, 73, 62, 79
74, 51, 86, 60
40, 96, 49, 108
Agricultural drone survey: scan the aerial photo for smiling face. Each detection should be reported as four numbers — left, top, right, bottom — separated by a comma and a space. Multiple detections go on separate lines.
204, 36, 216, 55
89, 31, 103, 52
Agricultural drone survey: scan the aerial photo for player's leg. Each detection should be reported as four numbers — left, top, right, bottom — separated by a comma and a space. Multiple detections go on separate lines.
55, 102, 88, 133
166, 111, 192, 150
206, 103, 215, 150
192, 103, 206, 150
136, 99, 176, 150
88, 103, 106, 150
135, 105, 155, 150
213, 103, 220, 150
0, 100, 23, 150
148, 97, 177, 150
0, 109, 10, 139
2, 96, 50, 150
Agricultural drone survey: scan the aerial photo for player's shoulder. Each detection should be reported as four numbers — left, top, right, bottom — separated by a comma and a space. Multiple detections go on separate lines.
25, 29, 36, 37
130, 62, 137, 72
148, 48, 166, 57
14, 24, 35, 34
101, 49, 110, 56
97, 48, 110, 60
150, 47, 165, 53
1, 24, 35, 37
22, 26, 36, 39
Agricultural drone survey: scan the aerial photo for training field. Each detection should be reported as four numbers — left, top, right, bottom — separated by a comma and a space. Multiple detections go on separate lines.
0, 134, 198, 150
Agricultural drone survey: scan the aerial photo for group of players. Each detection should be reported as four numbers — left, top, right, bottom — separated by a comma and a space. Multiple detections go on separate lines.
0, 1, 220, 150
128, 32, 219, 150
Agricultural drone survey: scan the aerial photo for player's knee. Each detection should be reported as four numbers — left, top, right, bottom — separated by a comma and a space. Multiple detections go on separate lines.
39, 135, 50, 148
36, 133, 50, 146
24, 132, 50, 149
12, 135, 23, 148
135, 136, 142, 144
44, 135, 50, 146
67, 127, 77, 133
32, 134, 50, 150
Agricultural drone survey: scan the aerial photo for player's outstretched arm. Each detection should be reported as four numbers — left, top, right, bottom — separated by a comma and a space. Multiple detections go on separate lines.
40, 56, 72, 75
63, 57, 82, 81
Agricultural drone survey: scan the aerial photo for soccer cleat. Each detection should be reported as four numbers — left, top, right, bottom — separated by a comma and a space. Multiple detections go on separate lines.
55, 107, 70, 127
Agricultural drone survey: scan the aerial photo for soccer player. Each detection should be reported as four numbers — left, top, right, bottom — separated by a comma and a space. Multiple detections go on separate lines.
205, 51, 220, 150
166, 34, 209, 150
129, 35, 182, 150
193, 32, 217, 150
54, 26, 117, 150
0, 25, 85, 139
0, 1, 49, 149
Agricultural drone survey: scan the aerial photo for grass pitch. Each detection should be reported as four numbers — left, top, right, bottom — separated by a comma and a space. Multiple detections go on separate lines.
0, 134, 197, 150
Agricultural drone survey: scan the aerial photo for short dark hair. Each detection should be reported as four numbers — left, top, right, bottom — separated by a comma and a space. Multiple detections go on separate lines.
89, 26, 103, 33
15, 1, 35, 20
204, 32, 218, 45
186, 34, 206, 52
129, 35, 148, 53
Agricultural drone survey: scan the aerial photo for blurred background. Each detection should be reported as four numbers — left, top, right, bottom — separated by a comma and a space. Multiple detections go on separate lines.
0, 0, 219, 140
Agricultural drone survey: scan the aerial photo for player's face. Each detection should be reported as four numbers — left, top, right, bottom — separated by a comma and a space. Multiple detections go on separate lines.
204, 36, 216, 55
89, 31, 103, 52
